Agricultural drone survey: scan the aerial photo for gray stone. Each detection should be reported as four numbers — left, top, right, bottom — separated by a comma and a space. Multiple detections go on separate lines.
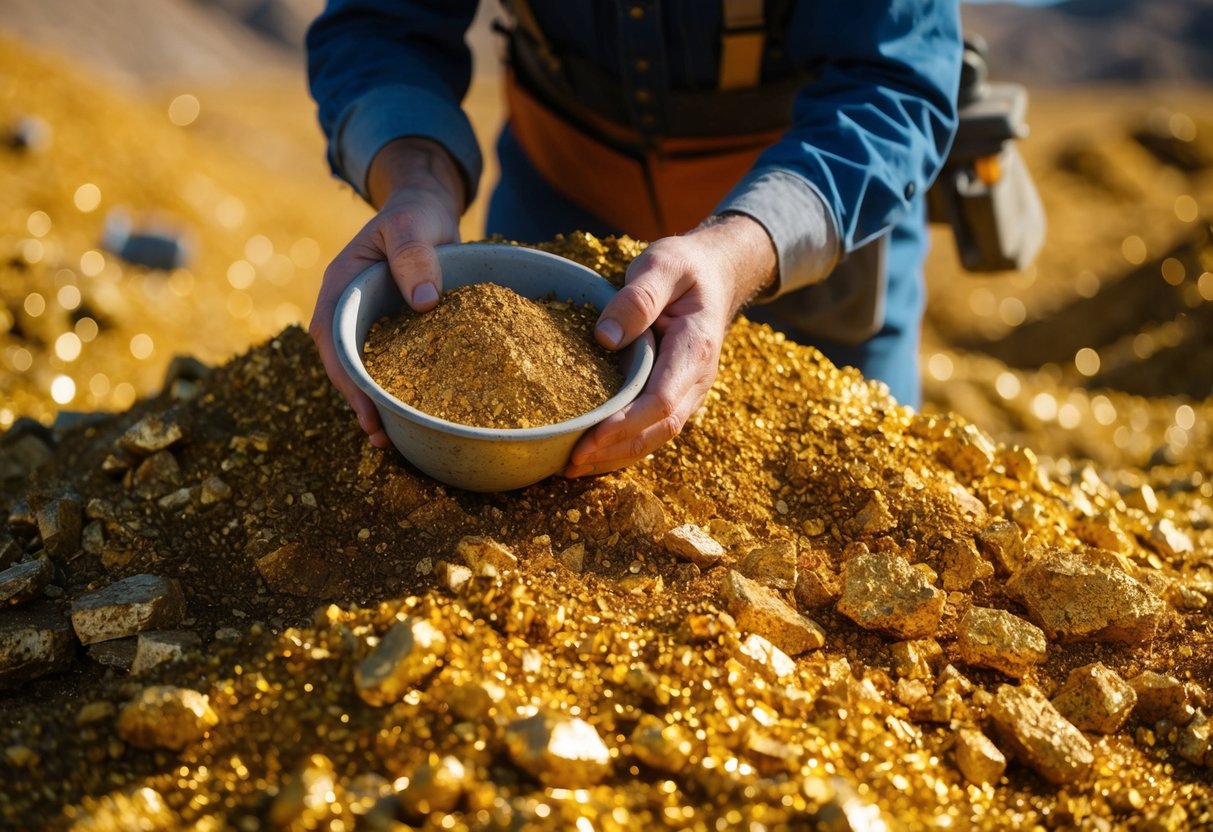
81, 521, 105, 557
0, 557, 53, 606
88, 637, 137, 672
956, 606, 1047, 679
355, 618, 447, 706
836, 550, 946, 639
504, 712, 611, 787
737, 540, 797, 590
0, 604, 75, 687
1007, 549, 1168, 644
37, 494, 83, 561
131, 630, 201, 676
117, 686, 218, 750
70, 574, 186, 645
721, 570, 825, 655
117, 414, 183, 456
8, 498, 37, 538
663, 524, 726, 569
988, 683, 1094, 785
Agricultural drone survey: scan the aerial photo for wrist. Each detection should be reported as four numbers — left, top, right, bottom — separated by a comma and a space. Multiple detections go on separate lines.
689, 213, 778, 311
367, 137, 466, 216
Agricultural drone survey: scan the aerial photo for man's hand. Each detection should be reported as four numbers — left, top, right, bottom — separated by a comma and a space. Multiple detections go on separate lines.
309, 138, 465, 447
565, 213, 777, 477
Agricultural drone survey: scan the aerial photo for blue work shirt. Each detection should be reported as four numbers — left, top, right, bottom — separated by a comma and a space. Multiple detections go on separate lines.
307, 0, 961, 301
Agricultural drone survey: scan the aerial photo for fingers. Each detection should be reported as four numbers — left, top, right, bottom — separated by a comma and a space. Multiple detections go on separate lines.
566, 319, 720, 476
383, 237, 444, 312
595, 247, 693, 349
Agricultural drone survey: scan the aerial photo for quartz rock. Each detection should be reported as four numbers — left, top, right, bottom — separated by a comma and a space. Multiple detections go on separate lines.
1123, 484, 1159, 514
0, 557, 52, 606
81, 521, 105, 557
956, 606, 1046, 678
117, 414, 183, 456
132, 451, 181, 499
976, 520, 1025, 575
737, 539, 797, 590
955, 728, 1007, 786
735, 633, 797, 680
131, 630, 201, 676
436, 561, 473, 594
663, 523, 725, 569
1007, 549, 1167, 644
988, 684, 1094, 785
399, 755, 470, 816
721, 570, 825, 655
1051, 662, 1137, 734
504, 712, 611, 787
937, 423, 996, 482
37, 493, 83, 561
0, 604, 75, 687
116, 685, 218, 750
939, 538, 994, 590
1130, 671, 1197, 726
355, 618, 446, 706
71, 574, 186, 644
851, 491, 897, 536
630, 714, 693, 773
1148, 519, 1194, 559
836, 550, 945, 639
454, 536, 518, 572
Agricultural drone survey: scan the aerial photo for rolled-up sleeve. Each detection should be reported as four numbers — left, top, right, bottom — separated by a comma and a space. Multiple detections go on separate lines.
716, 0, 962, 296
306, 0, 482, 204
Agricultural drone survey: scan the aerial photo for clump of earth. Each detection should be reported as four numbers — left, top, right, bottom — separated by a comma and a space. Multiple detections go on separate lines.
1, 232, 1210, 830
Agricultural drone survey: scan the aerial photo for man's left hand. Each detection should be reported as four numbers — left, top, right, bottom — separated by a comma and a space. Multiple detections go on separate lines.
565, 213, 777, 478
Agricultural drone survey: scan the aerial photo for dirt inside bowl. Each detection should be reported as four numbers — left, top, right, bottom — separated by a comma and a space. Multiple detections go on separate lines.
362, 282, 624, 429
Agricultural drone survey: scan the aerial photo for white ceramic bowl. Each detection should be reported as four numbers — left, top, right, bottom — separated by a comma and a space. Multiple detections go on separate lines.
333, 243, 655, 492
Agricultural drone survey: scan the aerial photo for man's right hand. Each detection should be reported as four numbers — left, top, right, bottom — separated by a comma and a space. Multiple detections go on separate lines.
309, 138, 465, 447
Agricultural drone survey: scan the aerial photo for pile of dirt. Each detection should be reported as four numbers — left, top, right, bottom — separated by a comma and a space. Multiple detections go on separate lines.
1, 234, 1210, 829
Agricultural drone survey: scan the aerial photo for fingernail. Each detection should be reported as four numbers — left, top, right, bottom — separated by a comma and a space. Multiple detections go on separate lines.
597, 318, 623, 348
413, 283, 439, 307
565, 464, 591, 478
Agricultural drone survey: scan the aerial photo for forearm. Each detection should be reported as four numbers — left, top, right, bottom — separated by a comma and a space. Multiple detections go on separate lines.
368, 138, 467, 215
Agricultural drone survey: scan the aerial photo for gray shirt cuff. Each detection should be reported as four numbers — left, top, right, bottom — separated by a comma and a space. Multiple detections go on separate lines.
715, 168, 841, 297
333, 84, 483, 206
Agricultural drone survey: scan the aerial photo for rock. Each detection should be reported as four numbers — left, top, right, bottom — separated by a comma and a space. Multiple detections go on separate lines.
1176, 711, 1211, 767
268, 754, 340, 830
1051, 663, 1137, 734
956, 606, 1047, 679
0, 604, 75, 687
256, 542, 339, 598
939, 538, 994, 590
81, 521, 105, 557
132, 451, 182, 499
1007, 549, 1168, 644
398, 755, 470, 816
976, 520, 1025, 576
720, 570, 825, 655
37, 493, 83, 561
504, 712, 611, 787
0, 557, 53, 606
436, 561, 473, 594
794, 563, 840, 610
558, 543, 585, 573
199, 477, 232, 505
988, 684, 1094, 785
955, 728, 1007, 786
836, 550, 946, 639
453, 536, 517, 572
131, 630, 202, 676
948, 482, 988, 523
851, 491, 897, 536
0, 535, 21, 569
76, 701, 117, 726
117, 414, 183, 456
1148, 519, 1194, 559
735, 633, 797, 680
1130, 671, 1198, 726
116, 685, 218, 750
8, 499, 38, 539
937, 423, 996, 482
0, 432, 53, 480
612, 484, 669, 538
355, 618, 446, 706
157, 487, 194, 511
445, 678, 506, 722
163, 355, 212, 388
70, 574, 186, 645
1123, 484, 1159, 514
1000, 445, 1037, 483
88, 637, 137, 672
737, 540, 797, 590
888, 638, 942, 681
663, 524, 725, 569
630, 714, 693, 772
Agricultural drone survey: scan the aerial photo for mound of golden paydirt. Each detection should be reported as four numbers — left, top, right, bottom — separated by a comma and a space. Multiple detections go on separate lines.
1, 234, 1210, 830
0, 37, 365, 425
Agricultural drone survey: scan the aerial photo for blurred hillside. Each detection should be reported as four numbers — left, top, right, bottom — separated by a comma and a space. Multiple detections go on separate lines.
964, 0, 1213, 85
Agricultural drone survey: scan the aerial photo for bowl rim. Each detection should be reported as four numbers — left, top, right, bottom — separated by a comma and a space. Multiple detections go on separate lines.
333, 243, 655, 442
